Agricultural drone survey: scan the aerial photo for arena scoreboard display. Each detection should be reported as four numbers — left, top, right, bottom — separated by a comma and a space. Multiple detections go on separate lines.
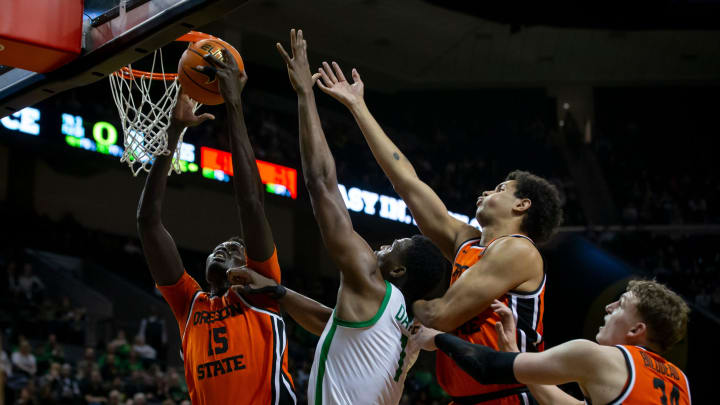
1, 106, 297, 199
1, 106, 478, 228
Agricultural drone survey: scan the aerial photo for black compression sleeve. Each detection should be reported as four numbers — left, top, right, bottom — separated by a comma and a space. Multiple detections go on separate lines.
435, 333, 519, 384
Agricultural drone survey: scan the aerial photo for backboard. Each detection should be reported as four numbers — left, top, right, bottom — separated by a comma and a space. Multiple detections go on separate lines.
0, 0, 247, 118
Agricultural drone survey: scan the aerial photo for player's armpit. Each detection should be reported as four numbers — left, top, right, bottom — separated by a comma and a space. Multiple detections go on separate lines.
413, 237, 540, 331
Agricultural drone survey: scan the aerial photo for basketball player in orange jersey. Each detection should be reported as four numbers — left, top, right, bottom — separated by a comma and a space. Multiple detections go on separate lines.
136, 51, 295, 404
415, 280, 692, 405
314, 61, 563, 404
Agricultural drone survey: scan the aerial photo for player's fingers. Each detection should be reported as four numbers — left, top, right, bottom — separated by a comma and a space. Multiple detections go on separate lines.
290, 28, 297, 56
197, 113, 215, 122
203, 52, 227, 69
351, 68, 362, 84
297, 29, 303, 43
316, 78, 331, 94
331, 62, 346, 82
495, 321, 505, 337
276, 43, 292, 67
322, 61, 338, 84
220, 48, 237, 69
318, 67, 333, 88
311, 72, 321, 85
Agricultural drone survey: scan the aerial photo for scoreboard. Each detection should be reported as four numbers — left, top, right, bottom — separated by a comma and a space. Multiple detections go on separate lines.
1, 106, 478, 228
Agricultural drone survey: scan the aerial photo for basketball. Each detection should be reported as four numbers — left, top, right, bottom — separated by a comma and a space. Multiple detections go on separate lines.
177, 38, 244, 105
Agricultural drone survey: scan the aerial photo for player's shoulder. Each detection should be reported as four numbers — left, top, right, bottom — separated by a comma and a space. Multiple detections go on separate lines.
485, 235, 541, 264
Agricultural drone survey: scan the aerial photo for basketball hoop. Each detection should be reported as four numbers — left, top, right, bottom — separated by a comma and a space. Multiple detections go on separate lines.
109, 31, 216, 176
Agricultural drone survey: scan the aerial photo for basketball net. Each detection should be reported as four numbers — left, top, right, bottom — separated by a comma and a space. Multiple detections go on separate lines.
108, 31, 215, 176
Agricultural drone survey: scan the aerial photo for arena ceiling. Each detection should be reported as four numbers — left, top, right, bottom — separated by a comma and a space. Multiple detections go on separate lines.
220, 0, 720, 90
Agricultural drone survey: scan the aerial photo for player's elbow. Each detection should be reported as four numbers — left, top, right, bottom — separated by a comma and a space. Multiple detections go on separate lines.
136, 209, 160, 231
304, 176, 334, 195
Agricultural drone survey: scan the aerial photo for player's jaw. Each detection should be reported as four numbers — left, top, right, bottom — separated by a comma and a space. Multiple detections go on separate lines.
205, 242, 247, 286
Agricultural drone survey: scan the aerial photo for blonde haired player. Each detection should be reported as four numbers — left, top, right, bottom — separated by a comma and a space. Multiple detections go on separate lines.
415, 280, 692, 405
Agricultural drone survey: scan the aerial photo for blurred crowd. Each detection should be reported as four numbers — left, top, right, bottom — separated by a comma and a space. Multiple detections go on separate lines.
0, 261, 189, 405
593, 231, 720, 315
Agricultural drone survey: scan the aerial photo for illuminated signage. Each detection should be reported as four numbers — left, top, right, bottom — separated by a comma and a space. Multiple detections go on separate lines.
1, 107, 40, 135
200, 146, 298, 199
337, 184, 479, 228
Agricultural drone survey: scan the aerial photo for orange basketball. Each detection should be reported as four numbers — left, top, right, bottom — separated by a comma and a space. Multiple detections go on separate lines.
177, 38, 244, 105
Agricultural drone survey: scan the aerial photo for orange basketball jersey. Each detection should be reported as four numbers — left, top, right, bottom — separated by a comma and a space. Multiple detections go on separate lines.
158, 249, 296, 405
597, 345, 691, 405
436, 235, 545, 404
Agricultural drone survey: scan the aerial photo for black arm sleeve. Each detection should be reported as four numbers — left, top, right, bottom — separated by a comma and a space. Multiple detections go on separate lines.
435, 333, 519, 385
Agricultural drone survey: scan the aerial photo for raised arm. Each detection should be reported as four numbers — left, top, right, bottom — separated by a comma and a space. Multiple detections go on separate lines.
136, 95, 214, 285
228, 267, 331, 336
277, 29, 378, 293
315, 64, 479, 260
200, 50, 275, 263
413, 237, 540, 331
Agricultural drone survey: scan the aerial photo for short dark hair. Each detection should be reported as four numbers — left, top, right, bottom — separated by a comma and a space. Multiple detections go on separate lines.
401, 235, 449, 299
227, 236, 246, 249
627, 280, 690, 353
506, 170, 563, 244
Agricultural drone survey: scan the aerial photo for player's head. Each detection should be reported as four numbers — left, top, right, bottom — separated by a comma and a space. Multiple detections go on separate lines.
475, 170, 562, 244
596, 280, 689, 353
376, 235, 448, 302
205, 236, 247, 286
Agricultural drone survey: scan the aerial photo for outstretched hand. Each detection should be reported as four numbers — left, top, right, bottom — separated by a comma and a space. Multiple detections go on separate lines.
198, 48, 247, 106
316, 62, 364, 108
276, 28, 317, 94
492, 299, 519, 353
171, 93, 215, 128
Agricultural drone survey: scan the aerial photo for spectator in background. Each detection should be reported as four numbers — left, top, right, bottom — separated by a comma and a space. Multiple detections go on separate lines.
56, 296, 86, 343
137, 308, 166, 363
131, 337, 155, 361
0, 334, 11, 405
81, 370, 107, 405
11, 341, 36, 378
100, 352, 123, 381
108, 330, 131, 358
108, 389, 123, 405
126, 350, 144, 374
132, 392, 147, 405
57, 363, 81, 404
16, 263, 44, 302
36, 334, 65, 371
75, 347, 96, 381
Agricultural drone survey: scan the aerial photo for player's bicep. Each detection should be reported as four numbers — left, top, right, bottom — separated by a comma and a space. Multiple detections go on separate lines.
427, 242, 535, 330
514, 340, 602, 386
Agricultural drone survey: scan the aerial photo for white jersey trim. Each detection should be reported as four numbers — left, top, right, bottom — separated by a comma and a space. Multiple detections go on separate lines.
609, 345, 636, 405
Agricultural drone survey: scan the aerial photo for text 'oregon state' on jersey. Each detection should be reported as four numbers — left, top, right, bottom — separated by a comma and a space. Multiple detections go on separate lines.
598, 345, 691, 405
158, 249, 295, 405
436, 235, 545, 405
